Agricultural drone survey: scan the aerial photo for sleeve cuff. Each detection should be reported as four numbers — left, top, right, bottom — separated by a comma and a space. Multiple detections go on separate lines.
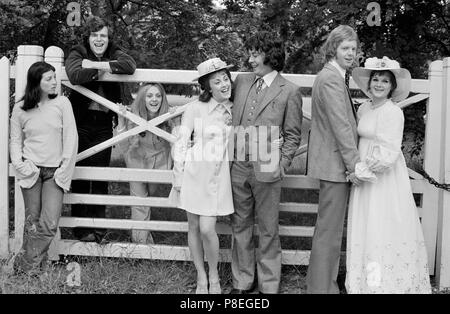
355, 162, 377, 182
280, 158, 290, 172
14, 160, 40, 188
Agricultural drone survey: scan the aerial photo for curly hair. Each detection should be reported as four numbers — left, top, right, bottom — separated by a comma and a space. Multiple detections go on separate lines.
21, 61, 57, 111
321, 25, 359, 63
368, 70, 397, 99
82, 16, 112, 44
244, 31, 285, 72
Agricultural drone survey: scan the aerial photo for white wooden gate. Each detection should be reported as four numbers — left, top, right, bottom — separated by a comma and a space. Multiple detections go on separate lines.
1, 45, 450, 289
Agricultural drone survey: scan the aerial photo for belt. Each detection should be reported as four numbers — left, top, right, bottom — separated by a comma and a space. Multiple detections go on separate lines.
234, 152, 252, 162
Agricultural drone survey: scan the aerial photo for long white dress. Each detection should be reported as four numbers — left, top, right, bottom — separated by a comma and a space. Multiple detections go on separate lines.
345, 100, 431, 294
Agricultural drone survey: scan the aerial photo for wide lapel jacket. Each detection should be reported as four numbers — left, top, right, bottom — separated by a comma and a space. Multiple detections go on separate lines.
232, 73, 256, 125
306, 62, 359, 182
232, 72, 303, 182
253, 74, 283, 120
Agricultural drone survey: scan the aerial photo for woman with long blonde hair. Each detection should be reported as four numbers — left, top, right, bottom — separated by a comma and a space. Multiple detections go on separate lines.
117, 83, 177, 244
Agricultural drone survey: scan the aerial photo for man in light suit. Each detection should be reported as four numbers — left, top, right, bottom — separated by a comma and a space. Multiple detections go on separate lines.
230, 31, 303, 294
306, 25, 362, 294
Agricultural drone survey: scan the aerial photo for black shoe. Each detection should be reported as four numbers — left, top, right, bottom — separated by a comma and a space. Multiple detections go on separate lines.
79, 233, 96, 242
229, 275, 258, 294
94, 231, 110, 244
229, 281, 258, 294
337, 273, 347, 294
13, 255, 40, 277
230, 288, 252, 294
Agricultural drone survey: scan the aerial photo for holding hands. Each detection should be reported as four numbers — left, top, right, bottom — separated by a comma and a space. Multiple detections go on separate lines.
346, 171, 363, 186
116, 103, 131, 132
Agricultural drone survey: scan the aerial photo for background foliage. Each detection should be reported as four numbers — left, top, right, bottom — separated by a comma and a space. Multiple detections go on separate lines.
1, 0, 449, 166
2, 0, 448, 75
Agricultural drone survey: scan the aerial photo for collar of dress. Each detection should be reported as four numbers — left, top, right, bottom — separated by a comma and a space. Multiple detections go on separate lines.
208, 98, 233, 114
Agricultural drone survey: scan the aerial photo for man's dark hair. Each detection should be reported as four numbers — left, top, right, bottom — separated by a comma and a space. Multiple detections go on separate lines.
21, 61, 57, 111
82, 16, 113, 42
244, 31, 285, 72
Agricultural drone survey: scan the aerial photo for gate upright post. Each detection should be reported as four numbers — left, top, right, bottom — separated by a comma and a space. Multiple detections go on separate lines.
45, 46, 65, 261
0, 56, 11, 259
436, 57, 450, 289
422, 60, 444, 276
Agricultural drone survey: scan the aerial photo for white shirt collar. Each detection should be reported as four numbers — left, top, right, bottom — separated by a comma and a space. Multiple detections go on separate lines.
329, 60, 346, 79
256, 70, 278, 88
208, 98, 232, 114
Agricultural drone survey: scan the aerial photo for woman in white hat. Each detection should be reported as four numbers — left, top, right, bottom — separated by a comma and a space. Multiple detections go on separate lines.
345, 57, 431, 293
172, 57, 235, 294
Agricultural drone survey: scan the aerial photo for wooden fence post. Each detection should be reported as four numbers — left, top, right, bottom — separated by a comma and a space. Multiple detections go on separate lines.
44, 46, 64, 95
0, 56, 11, 259
45, 46, 65, 261
11, 45, 44, 253
436, 57, 450, 289
421, 60, 444, 276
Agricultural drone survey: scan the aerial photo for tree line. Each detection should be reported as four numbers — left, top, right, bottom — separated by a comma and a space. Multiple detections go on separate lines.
1, 0, 449, 166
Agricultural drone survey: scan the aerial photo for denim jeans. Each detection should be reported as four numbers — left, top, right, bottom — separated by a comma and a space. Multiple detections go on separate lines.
15, 166, 63, 272
71, 111, 112, 240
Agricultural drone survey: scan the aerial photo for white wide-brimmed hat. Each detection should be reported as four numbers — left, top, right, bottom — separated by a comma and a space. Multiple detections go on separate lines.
352, 56, 411, 102
193, 57, 233, 81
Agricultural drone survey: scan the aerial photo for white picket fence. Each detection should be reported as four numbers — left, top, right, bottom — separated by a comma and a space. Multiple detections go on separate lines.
1, 45, 450, 289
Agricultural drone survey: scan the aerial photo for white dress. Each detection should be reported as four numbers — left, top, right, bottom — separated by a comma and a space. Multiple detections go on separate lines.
171, 99, 234, 216
345, 100, 431, 294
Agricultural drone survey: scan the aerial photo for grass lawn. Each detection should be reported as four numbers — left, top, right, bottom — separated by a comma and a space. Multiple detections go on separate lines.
2, 147, 448, 294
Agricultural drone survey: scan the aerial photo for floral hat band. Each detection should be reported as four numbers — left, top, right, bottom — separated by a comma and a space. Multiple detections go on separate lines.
363, 56, 401, 70
193, 57, 233, 81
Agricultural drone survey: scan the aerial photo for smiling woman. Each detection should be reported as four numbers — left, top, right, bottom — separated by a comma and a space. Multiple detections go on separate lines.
172, 57, 235, 294
367, 70, 396, 106
116, 82, 178, 244
346, 57, 431, 294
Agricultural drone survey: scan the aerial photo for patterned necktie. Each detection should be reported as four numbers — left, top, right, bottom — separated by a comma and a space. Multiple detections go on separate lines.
345, 71, 350, 88
256, 77, 264, 94
221, 103, 232, 125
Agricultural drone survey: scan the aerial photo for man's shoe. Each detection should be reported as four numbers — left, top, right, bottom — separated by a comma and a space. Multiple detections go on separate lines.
79, 233, 96, 242
229, 277, 258, 294
229, 288, 251, 294
94, 231, 109, 244
337, 273, 347, 294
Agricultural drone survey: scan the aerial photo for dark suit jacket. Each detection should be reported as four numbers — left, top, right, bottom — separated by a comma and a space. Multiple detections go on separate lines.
232, 72, 303, 182
307, 63, 359, 182
65, 42, 136, 125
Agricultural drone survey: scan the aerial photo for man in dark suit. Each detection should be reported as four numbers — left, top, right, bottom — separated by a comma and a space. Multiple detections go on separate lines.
230, 31, 303, 294
306, 25, 362, 294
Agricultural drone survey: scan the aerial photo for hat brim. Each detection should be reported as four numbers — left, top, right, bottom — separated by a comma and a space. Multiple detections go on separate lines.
192, 65, 234, 82
352, 67, 411, 102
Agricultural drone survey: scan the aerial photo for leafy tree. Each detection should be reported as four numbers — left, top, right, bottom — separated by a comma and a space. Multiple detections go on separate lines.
1, 0, 449, 166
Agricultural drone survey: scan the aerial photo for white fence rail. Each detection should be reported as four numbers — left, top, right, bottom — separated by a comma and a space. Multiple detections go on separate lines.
1, 45, 449, 289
